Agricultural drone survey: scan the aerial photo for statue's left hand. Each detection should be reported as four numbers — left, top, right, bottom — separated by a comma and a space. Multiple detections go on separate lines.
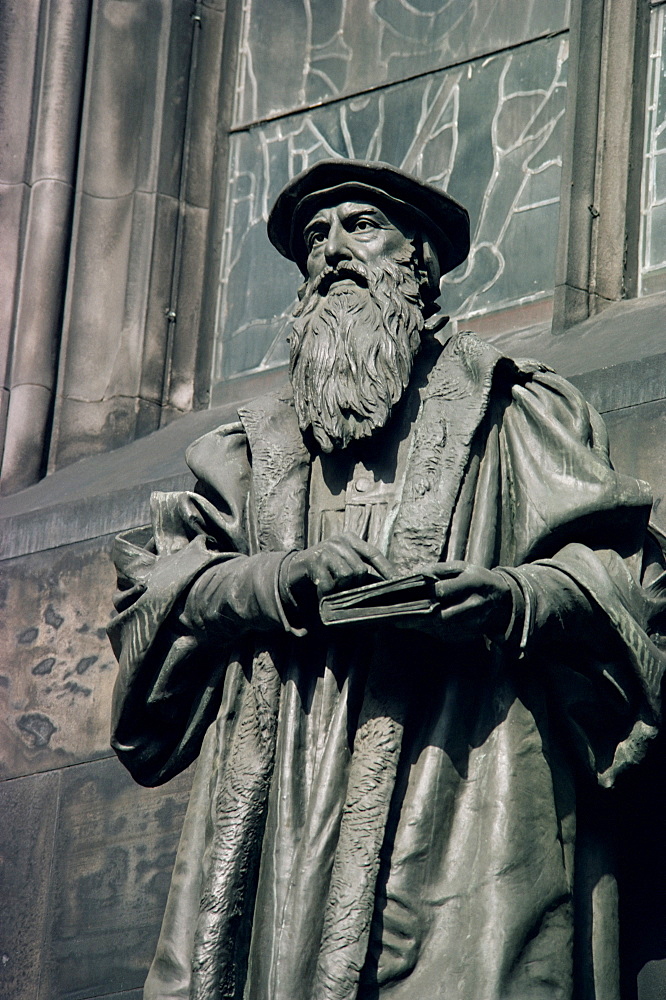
410, 561, 513, 642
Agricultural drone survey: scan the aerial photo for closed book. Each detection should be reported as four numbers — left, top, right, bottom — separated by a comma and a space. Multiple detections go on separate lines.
319, 573, 439, 625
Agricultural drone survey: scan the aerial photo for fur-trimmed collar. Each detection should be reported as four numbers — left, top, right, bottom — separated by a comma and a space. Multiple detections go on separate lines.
238, 333, 512, 565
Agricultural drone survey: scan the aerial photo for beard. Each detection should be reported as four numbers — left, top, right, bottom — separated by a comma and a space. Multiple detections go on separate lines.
289, 253, 425, 452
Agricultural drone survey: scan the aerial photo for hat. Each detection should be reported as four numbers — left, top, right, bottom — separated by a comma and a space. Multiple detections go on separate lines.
267, 158, 470, 277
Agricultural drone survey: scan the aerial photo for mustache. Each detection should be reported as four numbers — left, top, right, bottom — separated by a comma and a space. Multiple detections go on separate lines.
308, 260, 370, 296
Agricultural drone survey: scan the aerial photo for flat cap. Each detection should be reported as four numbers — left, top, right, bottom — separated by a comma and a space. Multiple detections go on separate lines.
267, 158, 470, 276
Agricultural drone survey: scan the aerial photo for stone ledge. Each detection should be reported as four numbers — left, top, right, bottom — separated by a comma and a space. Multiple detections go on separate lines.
3, 292, 666, 559
0, 398, 243, 558
0, 473, 193, 560
488, 287, 666, 378
568, 352, 666, 414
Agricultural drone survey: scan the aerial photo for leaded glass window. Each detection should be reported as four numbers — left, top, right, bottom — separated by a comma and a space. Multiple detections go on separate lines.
212, 0, 571, 394
640, 2, 666, 295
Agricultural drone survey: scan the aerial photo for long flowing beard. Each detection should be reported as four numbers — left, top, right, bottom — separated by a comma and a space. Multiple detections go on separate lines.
289, 256, 425, 452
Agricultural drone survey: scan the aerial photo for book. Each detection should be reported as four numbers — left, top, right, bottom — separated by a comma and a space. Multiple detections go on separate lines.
319, 573, 439, 625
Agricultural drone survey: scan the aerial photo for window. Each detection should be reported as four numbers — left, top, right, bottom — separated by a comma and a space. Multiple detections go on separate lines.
640, 1, 666, 294
210, 0, 571, 399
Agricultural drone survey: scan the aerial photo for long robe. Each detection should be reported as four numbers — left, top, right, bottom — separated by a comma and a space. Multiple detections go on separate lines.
108, 332, 666, 1000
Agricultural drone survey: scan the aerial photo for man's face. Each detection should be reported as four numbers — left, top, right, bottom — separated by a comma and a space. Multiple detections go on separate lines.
289, 198, 426, 453
303, 200, 415, 287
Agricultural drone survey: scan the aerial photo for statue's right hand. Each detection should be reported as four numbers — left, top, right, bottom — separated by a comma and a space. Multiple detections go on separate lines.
283, 533, 395, 604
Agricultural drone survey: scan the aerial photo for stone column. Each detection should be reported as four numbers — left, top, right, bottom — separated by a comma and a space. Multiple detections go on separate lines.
0, 0, 92, 494
553, 0, 649, 332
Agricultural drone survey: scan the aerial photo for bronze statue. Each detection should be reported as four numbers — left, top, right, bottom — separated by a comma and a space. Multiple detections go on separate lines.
109, 160, 666, 999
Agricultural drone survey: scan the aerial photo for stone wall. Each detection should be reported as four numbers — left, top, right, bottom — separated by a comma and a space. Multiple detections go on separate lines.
0, 522, 195, 1000
0, 399, 239, 999
0, 0, 228, 495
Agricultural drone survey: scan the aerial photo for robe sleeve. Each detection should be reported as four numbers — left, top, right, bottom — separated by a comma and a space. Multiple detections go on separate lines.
492, 369, 666, 787
108, 423, 293, 787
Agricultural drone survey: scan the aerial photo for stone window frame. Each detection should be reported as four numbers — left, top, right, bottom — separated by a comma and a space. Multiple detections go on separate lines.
553, 0, 656, 331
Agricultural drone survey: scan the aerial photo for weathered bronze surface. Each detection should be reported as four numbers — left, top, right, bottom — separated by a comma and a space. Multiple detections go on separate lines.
109, 160, 666, 999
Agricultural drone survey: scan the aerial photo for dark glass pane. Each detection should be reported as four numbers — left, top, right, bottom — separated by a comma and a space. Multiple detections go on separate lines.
649, 201, 666, 271
641, 8, 666, 289
234, 0, 570, 126
214, 34, 568, 383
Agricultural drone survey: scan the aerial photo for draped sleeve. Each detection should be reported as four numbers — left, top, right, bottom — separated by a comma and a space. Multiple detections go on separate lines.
108, 422, 291, 787
485, 368, 666, 786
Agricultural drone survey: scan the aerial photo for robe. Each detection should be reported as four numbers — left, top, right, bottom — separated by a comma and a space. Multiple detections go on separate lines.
108, 332, 666, 1000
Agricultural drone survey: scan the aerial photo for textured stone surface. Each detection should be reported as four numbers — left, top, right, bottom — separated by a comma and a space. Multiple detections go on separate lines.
0, 476, 190, 561
95, 993, 143, 1000
0, 1, 42, 185
0, 185, 25, 386
0, 757, 192, 1000
1, 174, 77, 492
80, 0, 169, 200
39, 756, 192, 1000
10, 180, 74, 386
46, 0, 183, 472
0, 393, 266, 558
0, 0, 91, 493
553, 0, 648, 329
58, 191, 148, 401
604, 399, 666, 534
488, 288, 666, 378
40, 0, 229, 475
0, 384, 53, 493
165, 202, 209, 414
53, 396, 161, 473
0, 770, 60, 1000
28, 1, 92, 183
183, 3, 226, 209
137, 193, 180, 413
0, 539, 119, 779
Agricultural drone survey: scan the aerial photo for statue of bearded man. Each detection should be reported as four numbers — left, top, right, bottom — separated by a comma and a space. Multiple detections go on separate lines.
109, 160, 666, 1000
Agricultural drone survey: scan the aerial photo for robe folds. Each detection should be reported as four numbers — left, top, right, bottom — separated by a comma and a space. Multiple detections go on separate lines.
109, 332, 666, 1000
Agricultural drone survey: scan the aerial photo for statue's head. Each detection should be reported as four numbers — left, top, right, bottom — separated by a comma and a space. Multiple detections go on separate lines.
267, 160, 470, 452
